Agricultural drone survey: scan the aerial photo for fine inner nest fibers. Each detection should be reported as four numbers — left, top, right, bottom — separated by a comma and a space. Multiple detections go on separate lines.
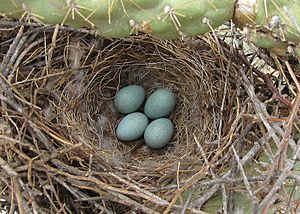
52, 36, 239, 179
64, 36, 233, 167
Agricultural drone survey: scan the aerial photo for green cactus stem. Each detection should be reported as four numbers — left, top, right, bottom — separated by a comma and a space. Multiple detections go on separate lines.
235, 0, 300, 44
1, 1, 300, 55
0, 0, 235, 39
235, 0, 300, 56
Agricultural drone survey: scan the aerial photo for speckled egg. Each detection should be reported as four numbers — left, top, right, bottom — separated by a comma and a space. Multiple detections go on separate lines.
114, 85, 145, 114
144, 88, 176, 119
116, 112, 149, 141
144, 118, 174, 149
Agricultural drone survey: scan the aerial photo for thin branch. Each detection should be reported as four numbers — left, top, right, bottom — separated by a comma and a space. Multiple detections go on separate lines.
219, 39, 292, 108
275, 90, 300, 170
180, 189, 194, 214
0, 156, 18, 177
231, 145, 257, 203
0, 19, 98, 35
257, 160, 294, 212
238, 67, 280, 146
151, 174, 278, 193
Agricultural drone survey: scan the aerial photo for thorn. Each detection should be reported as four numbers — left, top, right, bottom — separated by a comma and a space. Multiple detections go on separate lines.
164, 5, 171, 14
269, 16, 281, 29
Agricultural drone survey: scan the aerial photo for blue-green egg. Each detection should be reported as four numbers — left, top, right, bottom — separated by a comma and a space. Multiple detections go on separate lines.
116, 112, 149, 141
144, 88, 176, 119
114, 85, 145, 114
144, 118, 174, 149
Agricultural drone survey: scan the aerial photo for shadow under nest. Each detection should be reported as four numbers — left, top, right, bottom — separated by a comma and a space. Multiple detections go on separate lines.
1, 29, 270, 213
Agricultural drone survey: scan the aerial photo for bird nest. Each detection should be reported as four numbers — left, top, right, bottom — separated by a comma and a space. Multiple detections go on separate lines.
0, 22, 300, 213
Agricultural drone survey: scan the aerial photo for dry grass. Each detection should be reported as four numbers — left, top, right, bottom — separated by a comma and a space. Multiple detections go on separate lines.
0, 20, 300, 213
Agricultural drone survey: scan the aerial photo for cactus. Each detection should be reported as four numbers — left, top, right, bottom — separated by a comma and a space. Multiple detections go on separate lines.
0, 0, 235, 39
235, 0, 300, 56
1, 1, 299, 55
235, 0, 300, 44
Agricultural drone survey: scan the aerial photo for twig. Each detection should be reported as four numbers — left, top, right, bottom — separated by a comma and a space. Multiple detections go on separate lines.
152, 132, 271, 194
276, 90, 300, 170
11, 177, 32, 214
151, 174, 278, 193
194, 135, 215, 179
46, 25, 60, 69
0, 94, 23, 114
0, 156, 18, 176
180, 189, 194, 214
231, 146, 257, 203
52, 175, 112, 213
252, 66, 292, 108
285, 183, 296, 214
107, 190, 160, 214
11, 36, 45, 75
45, 172, 68, 214
86, 153, 93, 176
194, 134, 228, 212
1, 26, 25, 76
193, 184, 220, 209
109, 172, 169, 206
219, 39, 293, 108
228, 122, 253, 213
257, 159, 294, 212
49, 143, 83, 159
290, 171, 300, 183
258, 139, 300, 212
41, 186, 60, 213
221, 184, 228, 214
0, 19, 98, 35
239, 67, 280, 146
188, 130, 273, 210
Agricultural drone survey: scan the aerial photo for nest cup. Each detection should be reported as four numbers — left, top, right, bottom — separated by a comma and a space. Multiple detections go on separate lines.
66, 36, 229, 168
1, 32, 242, 212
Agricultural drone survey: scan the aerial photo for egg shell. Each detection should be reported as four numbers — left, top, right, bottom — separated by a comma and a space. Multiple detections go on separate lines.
114, 85, 145, 114
116, 112, 149, 141
144, 88, 176, 119
144, 118, 174, 149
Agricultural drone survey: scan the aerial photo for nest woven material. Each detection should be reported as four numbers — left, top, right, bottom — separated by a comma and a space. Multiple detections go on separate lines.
48, 35, 232, 181
1, 24, 300, 213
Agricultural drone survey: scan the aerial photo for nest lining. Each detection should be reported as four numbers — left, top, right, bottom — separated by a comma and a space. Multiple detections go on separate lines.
58, 36, 236, 171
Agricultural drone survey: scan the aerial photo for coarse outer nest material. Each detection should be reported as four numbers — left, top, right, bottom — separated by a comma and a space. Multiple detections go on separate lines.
1, 23, 299, 213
